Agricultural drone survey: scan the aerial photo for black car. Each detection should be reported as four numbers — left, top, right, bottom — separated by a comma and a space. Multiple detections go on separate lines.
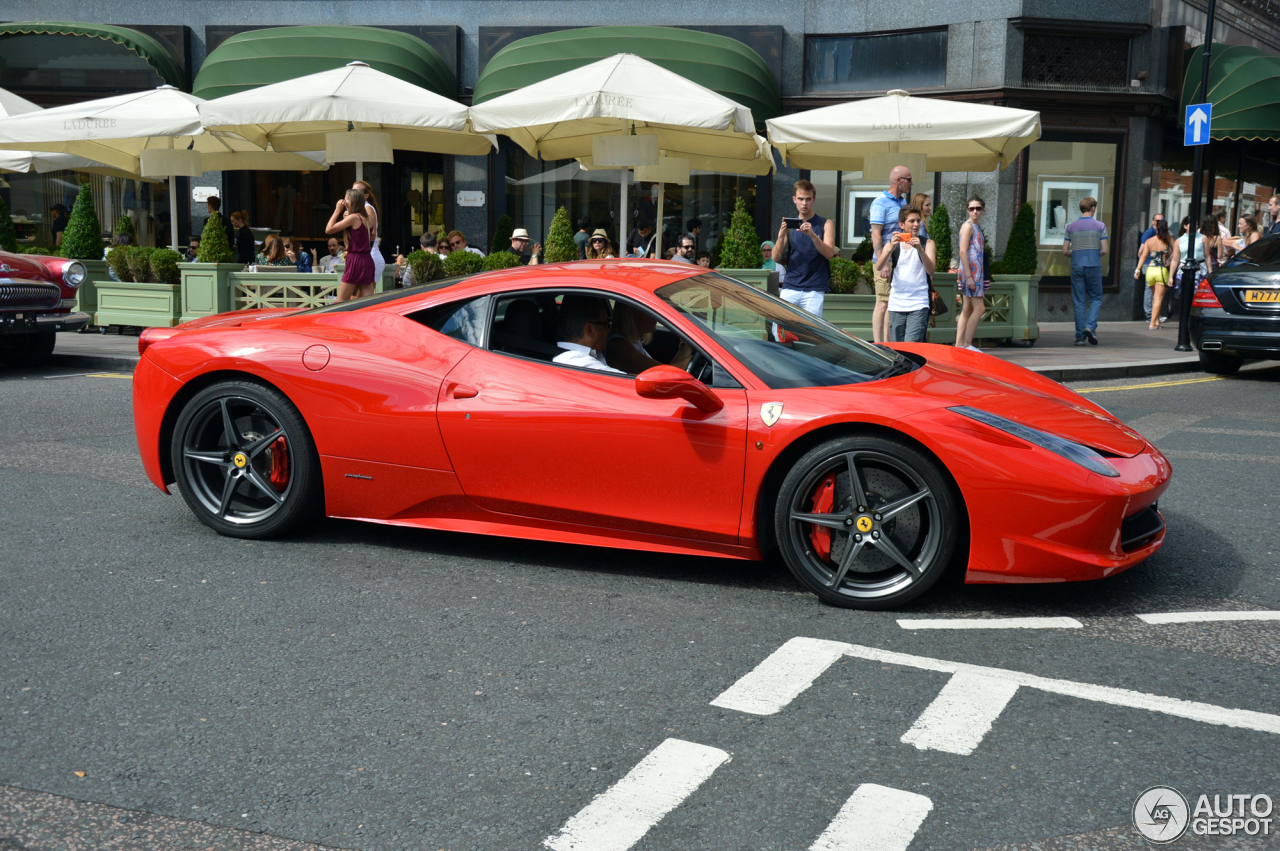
1189, 234, 1280, 374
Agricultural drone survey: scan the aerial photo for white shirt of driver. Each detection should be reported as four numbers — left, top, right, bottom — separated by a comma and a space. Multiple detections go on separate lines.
553, 342, 623, 373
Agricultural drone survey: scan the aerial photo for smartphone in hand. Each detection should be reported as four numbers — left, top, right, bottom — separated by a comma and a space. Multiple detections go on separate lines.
784, 217, 803, 229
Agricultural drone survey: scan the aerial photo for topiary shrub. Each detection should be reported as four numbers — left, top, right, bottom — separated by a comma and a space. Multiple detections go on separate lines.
196, 211, 235, 263
482, 250, 523, 272
114, 214, 136, 243
150, 248, 182, 284
542, 206, 577, 264
406, 249, 444, 284
107, 245, 133, 281
829, 257, 862, 294
61, 183, 104, 260
717, 197, 761, 269
1001, 202, 1038, 275
928, 202, 953, 273
0, 194, 18, 253
491, 215, 513, 255
126, 246, 156, 283
443, 248, 484, 277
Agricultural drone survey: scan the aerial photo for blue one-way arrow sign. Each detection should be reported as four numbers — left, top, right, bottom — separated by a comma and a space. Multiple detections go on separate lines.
1185, 102, 1213, 146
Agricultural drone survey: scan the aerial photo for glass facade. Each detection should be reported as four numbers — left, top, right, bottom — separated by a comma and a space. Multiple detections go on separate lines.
1024, 138, 1120, 281
503, 148, 757, 258
2, 170, 162, 249
805, 30, 947, 94
0, 34, 164, 96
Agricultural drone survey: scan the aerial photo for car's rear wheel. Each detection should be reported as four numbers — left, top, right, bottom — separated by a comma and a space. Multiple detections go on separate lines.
0, 332, 55, 367
1198, 350, 1243, 375
171, 380, 321, 539
775, 435, 959, 609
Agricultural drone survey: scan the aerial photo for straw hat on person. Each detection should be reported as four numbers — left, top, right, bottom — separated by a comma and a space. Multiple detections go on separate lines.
511, 228, 531, 240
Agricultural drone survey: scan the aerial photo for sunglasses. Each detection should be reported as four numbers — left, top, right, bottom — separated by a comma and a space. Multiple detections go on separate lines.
679, 245, 694, 250
591, 238, 606, 243
589, 318, 612, 329
968, 206, 984, 212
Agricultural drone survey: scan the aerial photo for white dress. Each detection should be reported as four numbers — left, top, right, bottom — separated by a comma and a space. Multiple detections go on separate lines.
367, 203, 386, 286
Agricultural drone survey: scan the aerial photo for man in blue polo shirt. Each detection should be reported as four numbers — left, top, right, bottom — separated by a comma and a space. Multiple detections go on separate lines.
1063, 197, 1109, 345
868, 166, 912, 343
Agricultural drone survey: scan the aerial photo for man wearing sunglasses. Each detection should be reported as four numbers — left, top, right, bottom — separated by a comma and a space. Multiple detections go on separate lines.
446, 230, 485, 258
869, 165, 913, 343
552, 296, 623, 373
671, 234, 698, 264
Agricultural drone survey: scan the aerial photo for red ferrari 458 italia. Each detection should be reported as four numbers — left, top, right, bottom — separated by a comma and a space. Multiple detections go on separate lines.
133, 262, 1171, 608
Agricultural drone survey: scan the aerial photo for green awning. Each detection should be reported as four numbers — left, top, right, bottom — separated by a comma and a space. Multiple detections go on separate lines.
193, 26, 455, 100
473, 26, 780, 123
0, 22, 183, 89
1183, 43, 1280, 141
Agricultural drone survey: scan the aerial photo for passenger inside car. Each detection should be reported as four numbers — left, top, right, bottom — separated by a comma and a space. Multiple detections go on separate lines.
605, 301, 693, 374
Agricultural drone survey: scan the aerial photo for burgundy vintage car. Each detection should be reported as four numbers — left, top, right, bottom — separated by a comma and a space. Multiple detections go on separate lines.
0, 249, 90, 365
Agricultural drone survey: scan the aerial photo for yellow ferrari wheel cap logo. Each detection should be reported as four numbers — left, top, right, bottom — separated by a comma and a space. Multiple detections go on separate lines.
856, 515, 874, 533
233, 452, 248, 468
760, 402, 784, 427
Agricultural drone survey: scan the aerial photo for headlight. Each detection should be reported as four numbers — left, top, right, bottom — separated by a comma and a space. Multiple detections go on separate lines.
949, 406, 1120, 477
62, 261, 86, 289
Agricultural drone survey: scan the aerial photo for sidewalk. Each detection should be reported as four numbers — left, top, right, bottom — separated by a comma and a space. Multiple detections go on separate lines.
48, 320, 1202, 381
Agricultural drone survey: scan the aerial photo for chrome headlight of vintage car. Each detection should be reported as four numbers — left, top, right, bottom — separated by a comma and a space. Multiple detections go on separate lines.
949, 406, 1120, 477
62, 260, 87, 289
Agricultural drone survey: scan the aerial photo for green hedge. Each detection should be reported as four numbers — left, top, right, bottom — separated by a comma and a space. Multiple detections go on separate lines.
543, 206, 577, 264
107, 245, 132, 281
407, 250, 444, 283
443, 249, 484, 277
196, 212, 235, 263
62, 183, 104, 260
150, 248, 182, 284
126, 246, 157, 283
718, 197, 761, 269
482, 250, 523, 271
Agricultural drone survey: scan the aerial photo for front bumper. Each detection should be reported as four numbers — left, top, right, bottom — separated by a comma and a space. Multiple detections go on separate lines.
1190, 311, 1280, 359
0, 311, 90, 335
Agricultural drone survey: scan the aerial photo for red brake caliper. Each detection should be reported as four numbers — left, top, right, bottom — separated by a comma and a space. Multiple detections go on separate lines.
268, 436, 290, 492
808, 473, 836, 561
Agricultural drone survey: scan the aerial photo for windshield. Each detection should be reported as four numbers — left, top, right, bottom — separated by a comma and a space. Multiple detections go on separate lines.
1223, 235, 1280, 268
657, 274, 903, 389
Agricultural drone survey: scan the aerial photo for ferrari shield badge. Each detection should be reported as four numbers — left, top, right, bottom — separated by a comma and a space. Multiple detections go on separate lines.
760, 402, 784, 427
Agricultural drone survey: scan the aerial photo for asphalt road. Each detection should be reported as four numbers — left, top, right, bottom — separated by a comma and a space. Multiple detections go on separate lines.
1, 360, 1279, 851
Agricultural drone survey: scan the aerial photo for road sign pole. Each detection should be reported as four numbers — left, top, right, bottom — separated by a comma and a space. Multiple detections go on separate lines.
1177, 0, 1218, 352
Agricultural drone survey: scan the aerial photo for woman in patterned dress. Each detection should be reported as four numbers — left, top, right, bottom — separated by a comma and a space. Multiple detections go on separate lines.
954, 194, 986, 353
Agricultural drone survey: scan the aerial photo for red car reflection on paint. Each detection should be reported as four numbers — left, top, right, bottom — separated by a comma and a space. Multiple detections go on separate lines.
132, 262, 1171, 609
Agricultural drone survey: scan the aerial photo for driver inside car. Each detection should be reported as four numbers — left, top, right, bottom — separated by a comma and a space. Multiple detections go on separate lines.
552, 296, 624, 374
605, 302, 694, 374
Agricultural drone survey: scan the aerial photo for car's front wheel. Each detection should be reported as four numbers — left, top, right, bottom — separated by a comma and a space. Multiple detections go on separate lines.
1198, 350, 1243, 375
170, 380, 321, 538
775, 435, 960, 609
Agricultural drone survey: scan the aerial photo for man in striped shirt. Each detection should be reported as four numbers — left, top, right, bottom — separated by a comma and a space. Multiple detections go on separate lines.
1063, 197, 1109, 346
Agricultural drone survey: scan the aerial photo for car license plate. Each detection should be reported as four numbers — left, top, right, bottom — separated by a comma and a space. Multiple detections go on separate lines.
1244, 289, 1280, 303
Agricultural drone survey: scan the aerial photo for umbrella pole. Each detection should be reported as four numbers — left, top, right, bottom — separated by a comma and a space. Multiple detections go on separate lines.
620, 169, 628, 257
168, 175, 180, 251
356, 160, 363, 182
655, 181, 664, 259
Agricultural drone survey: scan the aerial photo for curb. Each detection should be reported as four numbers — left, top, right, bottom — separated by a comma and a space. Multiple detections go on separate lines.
1027, 357, 1200, 382
50, 353, 140, 371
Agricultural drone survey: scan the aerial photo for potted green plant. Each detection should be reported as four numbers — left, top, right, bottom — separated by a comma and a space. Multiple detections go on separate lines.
989, 202, 1040, 345
59, 183, 109, 317
406, 249, 446, 284
543, 207, 577, 264
822, 256, 876, 337
443, 248, 484, 277
716, 197, 774, 291
482, 250, 523, 272
0, 194, 18, 253
96, 246, 185, 328
114, 214, 137, 244
180, 210, 244, 324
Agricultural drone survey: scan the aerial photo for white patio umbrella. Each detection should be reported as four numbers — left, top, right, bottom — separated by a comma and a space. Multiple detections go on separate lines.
766, 90, 1041, 172
469, 53, 773, 254
0, 85, 328, 249
0, 88, 158, 179
198, 61, 493, 181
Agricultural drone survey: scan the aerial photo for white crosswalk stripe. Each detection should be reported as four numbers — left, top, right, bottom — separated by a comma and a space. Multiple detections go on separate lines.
898, 617, 1083, 629
900, 671, 1021, 755
808, 784, 933, 851
1137, 611, 1280, 624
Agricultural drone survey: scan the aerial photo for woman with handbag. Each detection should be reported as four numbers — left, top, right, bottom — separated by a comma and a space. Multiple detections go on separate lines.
875, 204, 936, 343
955, 195, 986, 352
1134, 217, 1179, 329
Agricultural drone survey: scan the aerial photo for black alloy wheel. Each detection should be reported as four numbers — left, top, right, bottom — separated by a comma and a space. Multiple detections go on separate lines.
171, 380, 321, 538
775, 435, 960, 609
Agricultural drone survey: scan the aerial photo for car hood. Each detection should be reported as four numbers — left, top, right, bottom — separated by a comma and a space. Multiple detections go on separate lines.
894, 349, 1148, 457
0, 249, 58, 279
177, 307, 306, 330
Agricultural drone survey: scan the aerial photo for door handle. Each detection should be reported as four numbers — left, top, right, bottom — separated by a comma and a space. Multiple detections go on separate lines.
451, 383, 479, 399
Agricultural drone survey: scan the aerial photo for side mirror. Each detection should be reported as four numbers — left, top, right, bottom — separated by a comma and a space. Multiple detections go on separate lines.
635, 365, 724, 413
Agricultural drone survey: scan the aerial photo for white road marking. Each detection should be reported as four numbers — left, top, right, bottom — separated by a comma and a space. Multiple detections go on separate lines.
808, 784, 933, 851
1123, 412, 1208, 442
897, 617, 1082, 630
712, 638, 1280, 753
900, 672, 1021, 755
710, 636, 848, 715
1137, 611, 1280, 624
542, 738, 730, 851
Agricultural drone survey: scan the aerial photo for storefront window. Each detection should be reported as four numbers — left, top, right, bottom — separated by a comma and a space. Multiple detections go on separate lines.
0, 34, 163, 96
1025, 138, 1120, 281
2, 170, 160, 250
504, 148, 756, 258
805, 30, 947, 94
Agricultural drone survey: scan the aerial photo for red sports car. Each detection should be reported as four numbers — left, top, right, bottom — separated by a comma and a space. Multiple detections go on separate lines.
133, 262, 1171, 608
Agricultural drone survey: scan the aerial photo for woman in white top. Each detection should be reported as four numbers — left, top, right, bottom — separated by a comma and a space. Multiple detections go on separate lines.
876, 204, 936, 344
354, 180, 385, 287
604, 302, 692, 374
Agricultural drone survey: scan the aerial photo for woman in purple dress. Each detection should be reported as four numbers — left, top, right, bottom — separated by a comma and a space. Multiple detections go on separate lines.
325, 188, 375, 302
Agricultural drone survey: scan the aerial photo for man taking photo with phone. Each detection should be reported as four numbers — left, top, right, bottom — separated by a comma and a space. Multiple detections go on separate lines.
772, 179, 837, 317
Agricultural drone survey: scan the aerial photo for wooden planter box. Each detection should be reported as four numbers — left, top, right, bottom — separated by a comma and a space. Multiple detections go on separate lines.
74, 259, 109, 319
180, 262, 245, 324
822, 278, 1038, 347
989, 274, 1040, 343
95, 280, 182, 328
719, 268, 778, 294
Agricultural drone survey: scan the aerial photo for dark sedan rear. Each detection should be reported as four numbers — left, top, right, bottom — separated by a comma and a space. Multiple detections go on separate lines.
1189, 235, 1280, 374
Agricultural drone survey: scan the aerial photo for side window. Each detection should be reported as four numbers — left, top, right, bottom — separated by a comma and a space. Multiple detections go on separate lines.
410, 296, 489, 348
